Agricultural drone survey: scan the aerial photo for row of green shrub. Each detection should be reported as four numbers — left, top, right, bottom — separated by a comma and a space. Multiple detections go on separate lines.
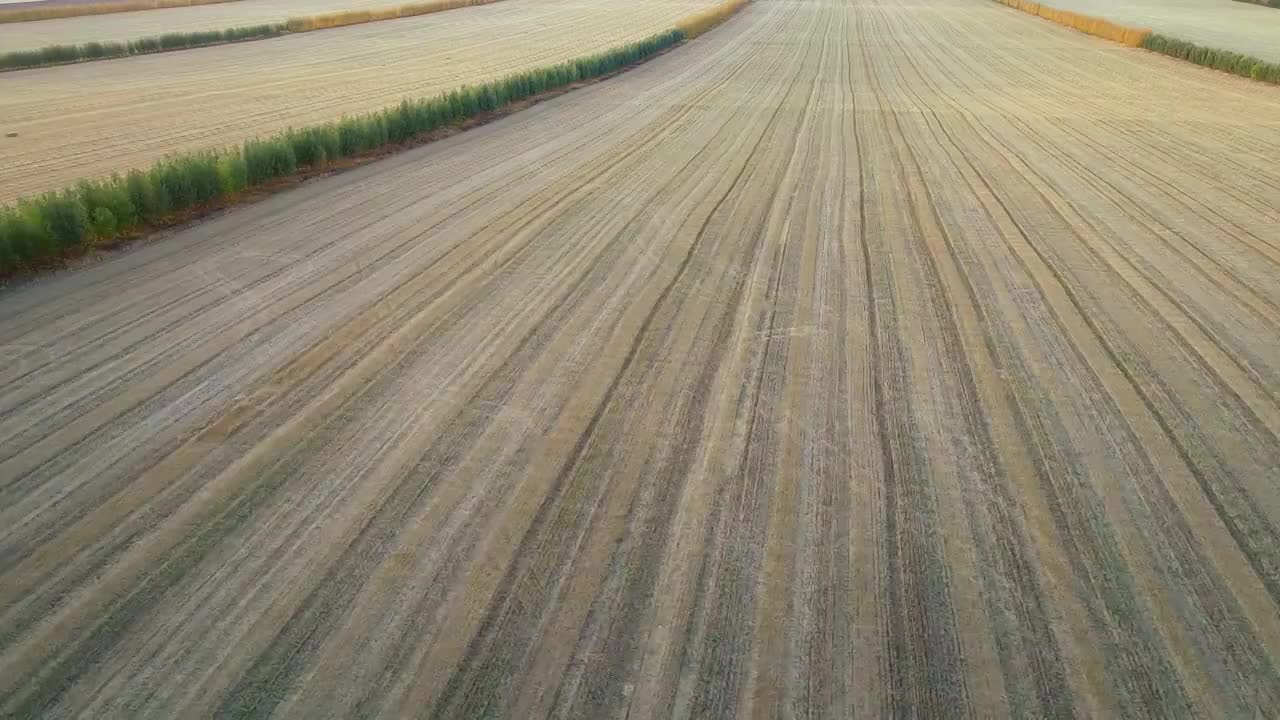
0, 24, 285, 71
1231, 0, 1279, 8
1142, 34, 1280, 85
0, 29, 686, 274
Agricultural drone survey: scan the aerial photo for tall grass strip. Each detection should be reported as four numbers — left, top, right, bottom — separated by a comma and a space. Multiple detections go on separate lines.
1232, 0, 1280, 8
1, 0, 508, 72
1142, 33, 1280, 84
284, 0, 502, 32
995, 0, 1151, 46
995, 0, 1280, 85
674, 0, 746, 38
0, 26, 726, 275
0, 23, 285, 70
0, 0, 239, 24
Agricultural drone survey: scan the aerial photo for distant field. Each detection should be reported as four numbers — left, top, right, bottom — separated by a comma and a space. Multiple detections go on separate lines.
1037, 0, 1280, 61
0, 0, 721, 203
0, 0, 394, 50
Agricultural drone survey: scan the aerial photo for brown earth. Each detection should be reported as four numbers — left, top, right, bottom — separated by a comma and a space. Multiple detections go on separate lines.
1, 0, 1280, 716
0, 0, 722, 204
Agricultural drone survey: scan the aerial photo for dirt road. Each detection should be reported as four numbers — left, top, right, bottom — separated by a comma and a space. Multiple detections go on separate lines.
2, 0, 1280, 715
0, 0, 720, 203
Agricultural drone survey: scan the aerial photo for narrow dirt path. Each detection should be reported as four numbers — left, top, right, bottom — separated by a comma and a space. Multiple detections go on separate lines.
1, 0, 1278, 716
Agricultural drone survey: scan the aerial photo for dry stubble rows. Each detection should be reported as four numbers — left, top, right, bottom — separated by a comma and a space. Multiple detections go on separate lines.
0, 0, 722, 203
2, 0, 1280, 716
0, 0, 400, 51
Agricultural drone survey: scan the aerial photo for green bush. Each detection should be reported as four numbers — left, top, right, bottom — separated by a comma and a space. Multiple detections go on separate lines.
0, 23, 285, 71
1142, 33, 1280, 84
1, 29, 688, 273
41, 193, 91, 250
0, 207, 51, 271
154, 154, 221, 211
244, 139, 296, 185
91, 207, 118, 238
77, 177, 136, 234
125, 169, 165, 223
217, 153, 248, 195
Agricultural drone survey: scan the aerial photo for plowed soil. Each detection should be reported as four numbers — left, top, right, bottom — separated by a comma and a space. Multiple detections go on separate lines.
1, 0, 1279, 716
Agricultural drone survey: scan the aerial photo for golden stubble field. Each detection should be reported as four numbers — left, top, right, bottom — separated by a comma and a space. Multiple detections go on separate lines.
1, 0, 1279, 716
0, 0, 397, 50
0, 0, 723, 203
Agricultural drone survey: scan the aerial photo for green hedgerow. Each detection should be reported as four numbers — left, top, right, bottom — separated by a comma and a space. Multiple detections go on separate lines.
76, 177, 136, 236
2, 29, 692, 273
125, 169, 165, 222
91, 207, 118, 239
217, 152, 248, 195
1142, 33, 1280, 85
244, 139, 297, 185
0, 206, 51, 269
40, 193, 91, 249
0, 23, 285, 71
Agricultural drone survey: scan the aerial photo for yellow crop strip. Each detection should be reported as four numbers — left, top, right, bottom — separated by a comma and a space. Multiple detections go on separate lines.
995, 0, 1151, 46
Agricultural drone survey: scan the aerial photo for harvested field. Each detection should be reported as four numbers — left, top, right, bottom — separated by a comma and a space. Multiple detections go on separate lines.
2, 0, 1280, 715
0, 0, 382, 49
1024, 0, 1280, 62
0, 0, 722, 203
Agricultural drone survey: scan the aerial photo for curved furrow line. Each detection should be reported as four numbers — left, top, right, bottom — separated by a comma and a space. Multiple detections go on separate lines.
3, 0, 1280, 715
873, 13, 1280, 709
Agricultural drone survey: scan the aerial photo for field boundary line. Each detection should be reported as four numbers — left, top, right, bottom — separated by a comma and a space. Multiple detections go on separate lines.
0, 0, 509, 72
1231, 0, 1279, 9
0, 0, 240, 24
993, 0, 1280, 86
0, 0, 751, 282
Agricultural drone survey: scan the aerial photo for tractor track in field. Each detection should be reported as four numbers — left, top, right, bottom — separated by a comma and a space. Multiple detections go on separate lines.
1, 0, 1279, 715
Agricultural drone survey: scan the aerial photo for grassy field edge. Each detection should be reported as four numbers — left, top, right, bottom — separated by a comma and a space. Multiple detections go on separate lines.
0, 0, 239, 24
0, 0, 505, 72
994, 0, 1280, 85
0, 0, 748, 279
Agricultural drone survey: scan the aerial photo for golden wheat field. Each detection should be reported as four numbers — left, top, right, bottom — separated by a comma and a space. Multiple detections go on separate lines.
2, 0, 1280, 716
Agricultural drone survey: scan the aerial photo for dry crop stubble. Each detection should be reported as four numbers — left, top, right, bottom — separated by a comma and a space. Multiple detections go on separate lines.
0, 0, 724, 203
1, 0, 1280, 716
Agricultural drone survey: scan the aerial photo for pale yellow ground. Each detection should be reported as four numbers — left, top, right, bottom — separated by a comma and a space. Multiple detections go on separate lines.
0, 0, 721, 204
1, 0, 1279, 717
0, 0, 408, 51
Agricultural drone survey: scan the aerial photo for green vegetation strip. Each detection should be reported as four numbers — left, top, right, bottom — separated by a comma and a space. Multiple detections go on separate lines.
1141, 33, 1280, 85
0, 0, 505, 72
0, 0, 240, 24
0, 23, 285, 70
0, 30, 686, 275
1231, 0, 1279, 8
